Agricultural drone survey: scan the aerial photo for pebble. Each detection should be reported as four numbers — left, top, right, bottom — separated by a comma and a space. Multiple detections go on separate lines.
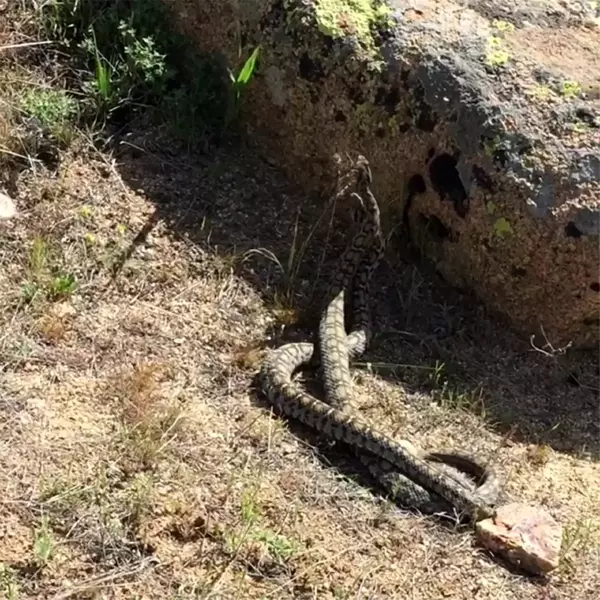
0, 191, 17, 220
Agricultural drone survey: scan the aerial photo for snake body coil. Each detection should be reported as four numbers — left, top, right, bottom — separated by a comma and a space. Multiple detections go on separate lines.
259, 156, 499, 523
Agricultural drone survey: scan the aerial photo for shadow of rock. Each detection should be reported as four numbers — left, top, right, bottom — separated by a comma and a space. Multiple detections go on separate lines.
111, 126, 599, 460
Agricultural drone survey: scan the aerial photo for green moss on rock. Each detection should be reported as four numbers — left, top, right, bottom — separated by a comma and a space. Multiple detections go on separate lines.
314, 0, 391, 49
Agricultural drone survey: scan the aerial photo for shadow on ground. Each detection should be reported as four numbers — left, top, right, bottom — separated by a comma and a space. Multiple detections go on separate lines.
111, 124, 599, 461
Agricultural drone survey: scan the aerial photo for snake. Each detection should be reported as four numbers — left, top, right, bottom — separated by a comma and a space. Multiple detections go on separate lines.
258, 155, 500, 523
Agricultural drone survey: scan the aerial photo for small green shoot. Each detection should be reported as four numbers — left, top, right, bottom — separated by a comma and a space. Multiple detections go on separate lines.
427, 360, 447, 389
125, 473, 154, 528
252, 529, 299, 562
240, 487, 262, 526
34, 515, 55, 566
92, 39, 115, 109
21, 237, 48, 302
29, 236, 48, 278
492, 20, 515, 33
0, 563, 19, 600
233, 46, 261, 100
225, 46, 261, 127
21, 282, 40, 303
426, 361, 485, 415
47, 273, 77, 300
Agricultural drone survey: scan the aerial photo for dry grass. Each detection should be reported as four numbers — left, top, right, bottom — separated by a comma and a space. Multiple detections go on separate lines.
1, 10, 600, 600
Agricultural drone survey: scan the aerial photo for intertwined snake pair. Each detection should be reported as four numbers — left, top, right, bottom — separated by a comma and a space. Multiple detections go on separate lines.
259, 155, 499, 523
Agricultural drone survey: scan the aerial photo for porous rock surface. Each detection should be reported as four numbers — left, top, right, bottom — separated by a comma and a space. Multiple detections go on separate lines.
163, 0, 600, 348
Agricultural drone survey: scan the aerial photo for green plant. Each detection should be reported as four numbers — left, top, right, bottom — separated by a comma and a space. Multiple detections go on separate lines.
20, 88, 78, 143
125, 473, 154, 529
19, 237, 77, 302
21, 236, 48, 303
240, 487, 261, 526
34, 515, 55, 566
225, 46, 261, 127
0, 563, 19, 600
29, 236, 48, 277
427, 360, 447, 389
21, 282, 40, 303
425, 361, 486, 415
252, 529, 298, 562
84, 27, 118, 111
47, 273, 77, 299
40, 0, 237, 143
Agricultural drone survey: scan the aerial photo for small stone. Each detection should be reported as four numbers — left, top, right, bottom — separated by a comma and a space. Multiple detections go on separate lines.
0, 191, 17, 220
280, 441, 297, 455
476, 502, 562, 575
49, 302, 77, 318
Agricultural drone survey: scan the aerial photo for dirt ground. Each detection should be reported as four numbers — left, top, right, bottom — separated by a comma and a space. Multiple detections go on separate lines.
0, 7, 599, 596
1, 121, 599, 599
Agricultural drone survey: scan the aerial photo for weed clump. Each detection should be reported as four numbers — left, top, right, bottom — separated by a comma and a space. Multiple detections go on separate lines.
38, 0, 258, 144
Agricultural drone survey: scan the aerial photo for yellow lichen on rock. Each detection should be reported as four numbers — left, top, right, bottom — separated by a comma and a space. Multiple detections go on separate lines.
314, 0, 391, 49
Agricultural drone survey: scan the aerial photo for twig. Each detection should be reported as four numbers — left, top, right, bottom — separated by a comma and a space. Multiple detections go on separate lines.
0, 41, 53, 51
0, 146, 43, 163
530, 325, 572, 358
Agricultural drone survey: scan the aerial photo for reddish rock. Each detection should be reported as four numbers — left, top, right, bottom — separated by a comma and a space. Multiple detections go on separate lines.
476, 502, 563, 574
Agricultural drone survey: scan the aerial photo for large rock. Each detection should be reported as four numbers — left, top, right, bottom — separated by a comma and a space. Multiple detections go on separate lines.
163, 0, 600, 348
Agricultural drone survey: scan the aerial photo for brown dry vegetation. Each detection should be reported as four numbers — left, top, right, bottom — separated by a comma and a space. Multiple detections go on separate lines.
1, 4, 599, 600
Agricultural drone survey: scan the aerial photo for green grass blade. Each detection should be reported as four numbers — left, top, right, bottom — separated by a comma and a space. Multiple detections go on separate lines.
236, 46, 260, 87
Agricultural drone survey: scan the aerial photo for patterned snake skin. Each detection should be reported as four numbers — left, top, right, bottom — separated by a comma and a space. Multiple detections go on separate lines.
259, 156, 499, 523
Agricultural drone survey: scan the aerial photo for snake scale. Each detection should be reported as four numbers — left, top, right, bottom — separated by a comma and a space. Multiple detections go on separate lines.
259, 155, 499, 523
